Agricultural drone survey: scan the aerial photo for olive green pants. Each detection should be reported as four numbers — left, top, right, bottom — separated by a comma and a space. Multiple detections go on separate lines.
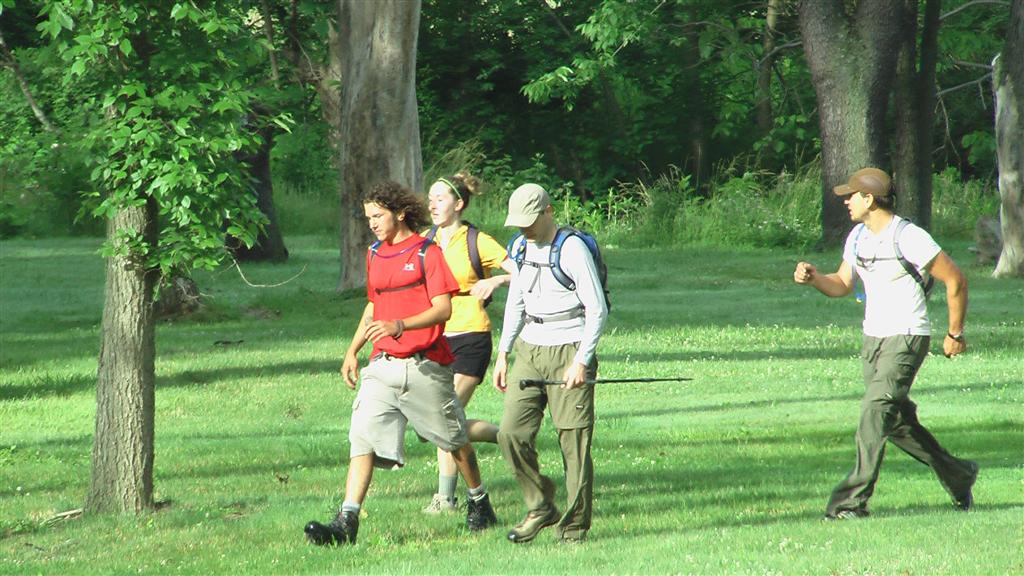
826, 335, 977, 515
497, 340, 598, 540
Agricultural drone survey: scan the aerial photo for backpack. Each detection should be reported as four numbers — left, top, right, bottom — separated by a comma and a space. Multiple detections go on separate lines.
853, 218, 934, 298
506, 226, 611, 311
367, 238, 433, 296
424, 223, 492, 307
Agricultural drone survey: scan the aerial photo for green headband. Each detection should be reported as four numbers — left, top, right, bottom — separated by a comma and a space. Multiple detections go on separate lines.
436, 178, 463, 201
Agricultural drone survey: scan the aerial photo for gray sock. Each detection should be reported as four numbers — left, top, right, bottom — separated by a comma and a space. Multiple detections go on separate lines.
439, 474, 458, 503
341, 501, 360, 516
468, 484, 487, 502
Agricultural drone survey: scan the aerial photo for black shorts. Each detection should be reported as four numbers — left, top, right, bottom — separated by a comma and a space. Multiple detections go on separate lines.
446, 332, 493, 380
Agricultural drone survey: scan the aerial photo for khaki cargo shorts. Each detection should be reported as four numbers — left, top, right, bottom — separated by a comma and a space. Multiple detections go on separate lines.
349, 354, 469, 468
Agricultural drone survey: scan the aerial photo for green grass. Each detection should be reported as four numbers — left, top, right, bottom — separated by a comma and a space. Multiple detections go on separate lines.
1, 235, 1021, 575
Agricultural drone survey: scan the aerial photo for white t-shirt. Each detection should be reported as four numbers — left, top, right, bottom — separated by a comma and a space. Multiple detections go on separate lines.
842, 215, 941, 337
498, 234, 607, 366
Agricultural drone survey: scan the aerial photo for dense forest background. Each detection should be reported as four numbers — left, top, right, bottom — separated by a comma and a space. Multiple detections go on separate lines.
0, 0, 1010, 248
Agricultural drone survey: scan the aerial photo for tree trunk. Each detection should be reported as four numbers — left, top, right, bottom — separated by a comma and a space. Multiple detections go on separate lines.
756, 0, 782, 135
335, 0, 423, 291
0, 29, 57, 133
682, 5, 709, 192
799, 0, 905, 247
894, 0, 941, 229
87, 198, 158, 514
993, 0, 1024, 278
231, 125, 289, 262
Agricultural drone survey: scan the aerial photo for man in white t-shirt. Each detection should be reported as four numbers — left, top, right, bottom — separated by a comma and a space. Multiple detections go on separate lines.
794, 167, 978, 520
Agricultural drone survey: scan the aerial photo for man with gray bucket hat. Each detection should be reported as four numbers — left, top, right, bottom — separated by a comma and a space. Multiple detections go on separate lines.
493, 183, 608, 543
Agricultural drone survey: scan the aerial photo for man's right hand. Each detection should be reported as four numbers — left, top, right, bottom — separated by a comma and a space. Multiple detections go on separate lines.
340, 353, 360, 390
794, 261, 817, 285
493, 352, 508, 393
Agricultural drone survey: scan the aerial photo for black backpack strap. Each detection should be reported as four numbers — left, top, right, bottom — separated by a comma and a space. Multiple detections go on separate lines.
465, 224, 486, 281
424, 225, 439, 242
893, 219, 934, 296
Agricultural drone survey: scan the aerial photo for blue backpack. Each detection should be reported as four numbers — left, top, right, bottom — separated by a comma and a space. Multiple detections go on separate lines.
506, 226, 611, 311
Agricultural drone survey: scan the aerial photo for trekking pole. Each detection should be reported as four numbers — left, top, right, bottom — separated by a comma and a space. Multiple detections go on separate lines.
519, 377, 693, 390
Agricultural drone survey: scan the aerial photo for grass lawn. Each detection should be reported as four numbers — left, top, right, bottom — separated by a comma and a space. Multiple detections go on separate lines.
1, 235, 1021, 575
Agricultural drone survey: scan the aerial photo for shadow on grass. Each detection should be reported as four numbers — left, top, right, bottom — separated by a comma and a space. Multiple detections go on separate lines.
598, 381, 1021, 421
0, 373, 95, 401
599, 347, 852, 363
0, 359, 341, 401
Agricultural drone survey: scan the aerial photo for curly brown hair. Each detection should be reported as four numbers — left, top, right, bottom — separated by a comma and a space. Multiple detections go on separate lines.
363, 180, 430, 232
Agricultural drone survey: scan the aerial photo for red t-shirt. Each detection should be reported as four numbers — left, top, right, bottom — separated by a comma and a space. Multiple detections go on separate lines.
367, 233, 459, 364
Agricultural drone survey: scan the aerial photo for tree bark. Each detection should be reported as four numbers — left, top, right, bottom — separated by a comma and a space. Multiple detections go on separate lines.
993, 0, 1024, 278
231, 124, 289, 262
799, 0, 905, 247
682, 5, 709, 192
894, 0, 941, 230
87, 198, 158, 514
334, 0, 423, 291
756, 0, 782, 135
0, 29, 57, 133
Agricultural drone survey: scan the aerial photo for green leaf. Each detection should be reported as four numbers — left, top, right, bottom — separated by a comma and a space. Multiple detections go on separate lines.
53, 5, 74, 31
170, 3, 188, 20
119, 39, 133, 56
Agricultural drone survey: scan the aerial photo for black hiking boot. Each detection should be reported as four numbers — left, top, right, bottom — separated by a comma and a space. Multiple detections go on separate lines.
953, 460, 980, 511
466, 493, 498, 531
304, 510, 359, 545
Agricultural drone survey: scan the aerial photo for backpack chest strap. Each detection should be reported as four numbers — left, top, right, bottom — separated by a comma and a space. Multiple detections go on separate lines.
525, 305, 585, 324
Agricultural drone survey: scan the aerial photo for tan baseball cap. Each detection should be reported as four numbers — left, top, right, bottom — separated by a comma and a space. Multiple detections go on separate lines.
833, 167, 892, 197
504, 183, 551, 227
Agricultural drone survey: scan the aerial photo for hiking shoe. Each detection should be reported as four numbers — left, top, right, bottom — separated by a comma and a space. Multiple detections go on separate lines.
423, 493, 458, 515
466, 493, 498, 531
507, 507, 560, 544
953, 460, 980, 511
558, 532, 587, 544
304, 511, 359, 545
824, 509, 870, 521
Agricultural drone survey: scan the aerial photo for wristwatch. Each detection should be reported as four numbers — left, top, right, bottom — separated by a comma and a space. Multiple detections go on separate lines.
947, 332, 965, 343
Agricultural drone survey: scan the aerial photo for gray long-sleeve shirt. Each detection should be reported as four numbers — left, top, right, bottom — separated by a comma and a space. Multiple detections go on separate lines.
498, 234, 607, 366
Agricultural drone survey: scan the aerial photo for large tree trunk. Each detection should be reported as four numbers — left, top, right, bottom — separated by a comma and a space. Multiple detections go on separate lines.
231, 125, 289, 262
756, 0, 782, 135
799, 0, 905, 247
893, 0, 941, 230
682, 5, 709, 192
334, 0, 423, 291
87, 198, 158, 514
993, 0, 1024, 278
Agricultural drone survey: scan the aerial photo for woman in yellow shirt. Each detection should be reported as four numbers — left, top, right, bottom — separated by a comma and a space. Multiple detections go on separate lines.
423, 172, 515, 514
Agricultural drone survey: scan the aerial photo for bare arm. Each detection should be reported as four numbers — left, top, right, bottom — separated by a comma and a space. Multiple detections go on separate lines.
341, 302, 374, 389
794, 260, 855, 298
468, 259, 515, 300
927, 251, 968, 357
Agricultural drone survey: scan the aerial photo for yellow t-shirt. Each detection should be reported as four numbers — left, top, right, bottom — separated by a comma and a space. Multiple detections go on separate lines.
434, 224, 507, 333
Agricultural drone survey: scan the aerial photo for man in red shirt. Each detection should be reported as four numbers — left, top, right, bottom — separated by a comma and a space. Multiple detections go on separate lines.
305, 181, 498, 546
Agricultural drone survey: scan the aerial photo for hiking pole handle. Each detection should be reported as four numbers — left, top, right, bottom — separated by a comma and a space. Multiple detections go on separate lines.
518, 377, 693, 390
